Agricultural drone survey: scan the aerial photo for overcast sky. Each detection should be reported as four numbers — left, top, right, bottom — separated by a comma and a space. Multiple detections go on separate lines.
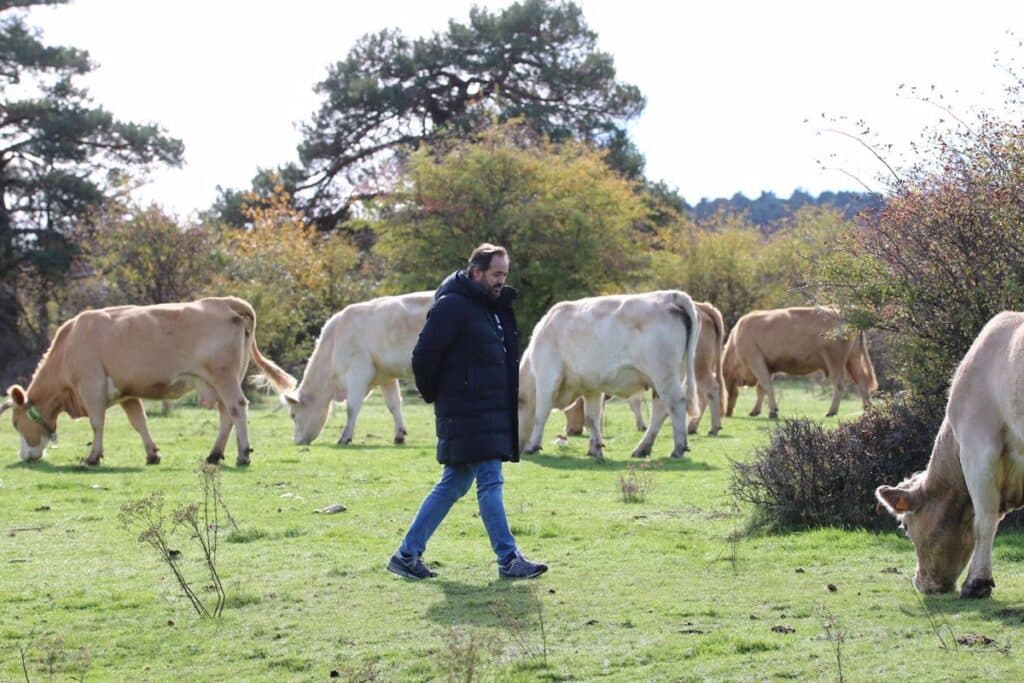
25, 0, 1024, 217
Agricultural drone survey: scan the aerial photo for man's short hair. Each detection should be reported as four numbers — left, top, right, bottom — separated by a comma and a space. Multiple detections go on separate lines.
467, 243, 508, 274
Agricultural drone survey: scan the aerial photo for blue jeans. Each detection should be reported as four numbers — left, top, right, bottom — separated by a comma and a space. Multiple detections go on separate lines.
399, 458, 517, 565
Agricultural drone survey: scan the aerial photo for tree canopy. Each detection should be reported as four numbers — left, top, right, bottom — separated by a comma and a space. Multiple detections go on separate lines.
377, 122, 647, 336
293, 0, 644, 229
0, 0, 183, 359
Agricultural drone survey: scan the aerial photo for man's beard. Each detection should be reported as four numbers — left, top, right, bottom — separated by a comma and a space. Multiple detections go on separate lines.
488, 284, 502, 299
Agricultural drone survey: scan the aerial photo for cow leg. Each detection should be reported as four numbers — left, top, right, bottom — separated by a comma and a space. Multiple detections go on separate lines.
687, 382, 707, 435
706, 376, 723, 436
205, 378, 251, 466
582, 392, 605, 458
747, 356, 777, 418
564, 398, 585, 436
524, 375, 558, 454
959, 435, 1003, 598
749, 385, 765, 417
632, 394, 669, 458
824, 357, 845, 417
628, 394, 647, 432
662, 384, 691, 458
79, 382, 108, 466
379, 378, 407, 444
206, 400, 234, 465
120, 398, 160, 465
338, 370, 372, 445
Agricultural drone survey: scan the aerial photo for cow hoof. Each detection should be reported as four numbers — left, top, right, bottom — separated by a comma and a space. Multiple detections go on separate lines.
708, 429, 721, 437
565, 428, 583, 436
235, 457, 250, 467
748, 410, 760, 417
769, 412, 779, 420
206, 451, 224, 465
337, 436, 353, 446
523, 445, 542, 455
825, 410, 837, 417
960, 578, 995, 599
670, 447, 689, 459
146, 453, 161, 465
631, 448, 651, 458
587, 451, 604, 459
84, 453, 103, 466
394, 435, 405, 444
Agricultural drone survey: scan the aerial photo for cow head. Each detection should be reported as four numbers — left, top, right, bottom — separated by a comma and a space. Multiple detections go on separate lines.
283, 389, 332, 445
876, 473, 975, 594
4, 385, 53, 462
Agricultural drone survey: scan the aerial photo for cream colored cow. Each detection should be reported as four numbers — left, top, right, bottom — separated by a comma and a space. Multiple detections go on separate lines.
2, 297, 293, 466
877, 311, 1024, 598
519, 291, 700, 459
563, 300, 726, 436
722, 306, 877, 419
283, 292, 432, 445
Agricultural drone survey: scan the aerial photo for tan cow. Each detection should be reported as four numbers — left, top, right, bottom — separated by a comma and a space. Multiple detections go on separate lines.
563, 300, 726, 436
519, 290, 700, 459
283, 292, 432, 445
876, 311, 1024, 598
722, 306, 877, 419
0, 297, 293, 466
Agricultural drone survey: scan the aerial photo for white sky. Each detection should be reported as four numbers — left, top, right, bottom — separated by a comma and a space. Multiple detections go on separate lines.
24, 0, 1024, 217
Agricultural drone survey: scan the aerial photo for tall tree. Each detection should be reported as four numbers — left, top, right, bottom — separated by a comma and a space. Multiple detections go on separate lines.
292, 0, 644, 230
0, 0, 183, 364
377, 123, 647, 337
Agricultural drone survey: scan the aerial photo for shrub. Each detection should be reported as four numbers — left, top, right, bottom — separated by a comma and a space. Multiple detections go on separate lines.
730, 398, 942, 530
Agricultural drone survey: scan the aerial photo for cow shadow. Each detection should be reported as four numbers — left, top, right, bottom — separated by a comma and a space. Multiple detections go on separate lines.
522, 451, 717, 472
4, 460, 142, 474
424, 577, 544, 628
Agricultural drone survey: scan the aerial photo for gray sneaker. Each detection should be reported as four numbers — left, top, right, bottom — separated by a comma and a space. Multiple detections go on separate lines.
387, 552, 437, 580
499, 551, 548, 579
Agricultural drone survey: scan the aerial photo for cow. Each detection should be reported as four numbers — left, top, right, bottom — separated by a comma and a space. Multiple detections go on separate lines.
722, 306, 877, 419
876, 311, 1024, 598
562, 300, 727, 437
282, 292, 432, 445
519, 290, 700, 459
0, 297, 294, 466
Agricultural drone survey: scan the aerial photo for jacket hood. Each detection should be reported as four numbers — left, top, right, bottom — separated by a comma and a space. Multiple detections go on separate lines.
435, 270, 517, 309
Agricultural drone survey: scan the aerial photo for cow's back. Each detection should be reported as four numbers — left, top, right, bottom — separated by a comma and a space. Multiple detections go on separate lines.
735, 306, 847, 372
63, 297, 252, 395
321, 291, 433, 380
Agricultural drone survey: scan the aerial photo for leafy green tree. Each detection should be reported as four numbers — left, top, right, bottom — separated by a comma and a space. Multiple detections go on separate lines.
0, 0, 183, 363
210, 187, 362, 370
377, 123, 647, 337
73, 204, 215, 309
291, 0, 644, 230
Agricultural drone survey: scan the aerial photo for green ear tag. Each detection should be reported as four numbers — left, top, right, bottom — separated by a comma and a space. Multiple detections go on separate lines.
27, 405, 42, 423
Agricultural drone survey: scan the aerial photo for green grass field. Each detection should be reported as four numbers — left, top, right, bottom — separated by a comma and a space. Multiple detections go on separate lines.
2, 381, 1023, 681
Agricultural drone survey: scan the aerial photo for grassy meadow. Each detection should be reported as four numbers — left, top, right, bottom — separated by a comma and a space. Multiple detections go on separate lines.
2, 381, 1024, 681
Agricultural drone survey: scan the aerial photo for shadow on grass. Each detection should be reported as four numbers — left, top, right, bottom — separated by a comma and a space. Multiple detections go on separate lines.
4, 459, 143, 474
522, 451, 717, 472
425, 578, 545, 628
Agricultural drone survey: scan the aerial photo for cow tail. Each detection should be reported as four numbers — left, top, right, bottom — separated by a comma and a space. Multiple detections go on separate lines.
672, 293, 700, 419
226, 297, 297, 393
856, 330, 879, 392
709, 305, 727, 415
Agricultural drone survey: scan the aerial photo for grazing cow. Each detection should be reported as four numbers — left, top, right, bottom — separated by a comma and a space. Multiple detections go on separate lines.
722, 306, 877, 419
876, 311, 1024, 598
1, 297, 293, 466
283, 292, 432, 445
563, 300, 727, 436
519, 290, 700, 459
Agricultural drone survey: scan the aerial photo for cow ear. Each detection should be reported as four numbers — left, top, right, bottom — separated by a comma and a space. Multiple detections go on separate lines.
876, 485, 920, 515
283, 391, 301, 406
7, 385, 27, 406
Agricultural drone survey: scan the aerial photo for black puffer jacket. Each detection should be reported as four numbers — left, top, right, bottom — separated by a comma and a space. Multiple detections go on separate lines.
411, 271, 520, 466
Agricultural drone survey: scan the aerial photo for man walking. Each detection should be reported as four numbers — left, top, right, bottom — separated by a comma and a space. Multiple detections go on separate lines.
388, 244, 548, 580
